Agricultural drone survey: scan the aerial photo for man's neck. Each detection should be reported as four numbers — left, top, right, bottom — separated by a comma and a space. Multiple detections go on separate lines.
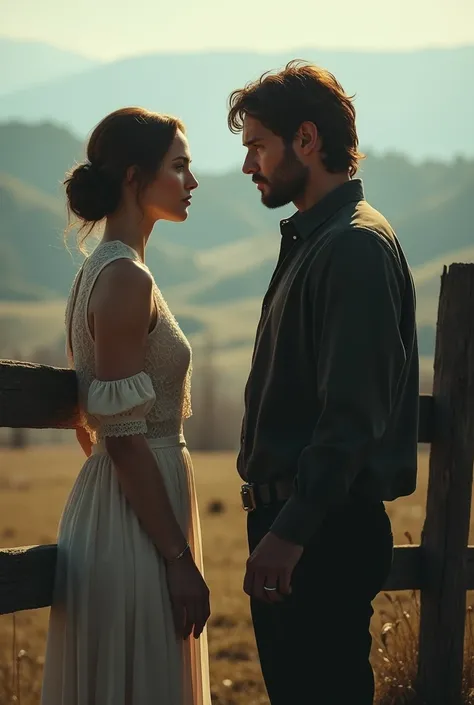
294, 172, 350, 212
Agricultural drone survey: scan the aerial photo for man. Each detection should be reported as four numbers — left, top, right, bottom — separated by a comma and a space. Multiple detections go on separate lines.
227, 61, 419, 705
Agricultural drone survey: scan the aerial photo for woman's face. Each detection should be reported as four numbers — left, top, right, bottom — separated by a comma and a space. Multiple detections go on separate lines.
140, 130, 198, 223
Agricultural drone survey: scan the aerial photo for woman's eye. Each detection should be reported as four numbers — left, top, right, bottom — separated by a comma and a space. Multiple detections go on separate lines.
175, 164, 185, 172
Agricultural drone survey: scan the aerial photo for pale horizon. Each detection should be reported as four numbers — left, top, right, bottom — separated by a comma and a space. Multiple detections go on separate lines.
2, 0, 473, 61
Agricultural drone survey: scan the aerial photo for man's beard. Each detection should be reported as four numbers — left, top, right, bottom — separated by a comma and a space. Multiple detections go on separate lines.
253, 145, 309, 209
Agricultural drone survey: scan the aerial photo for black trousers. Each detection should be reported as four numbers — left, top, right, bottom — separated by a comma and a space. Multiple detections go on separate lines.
247, 497, 394, 705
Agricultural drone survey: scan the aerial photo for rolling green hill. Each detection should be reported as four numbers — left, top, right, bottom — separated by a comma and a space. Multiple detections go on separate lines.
0, 122, 84, 197
0, 171, 76, 299
0, 121, 473, 373
394, 174, 474, 266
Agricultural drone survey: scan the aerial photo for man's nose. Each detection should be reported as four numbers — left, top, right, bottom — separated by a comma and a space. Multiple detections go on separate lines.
242, 154, 257, 175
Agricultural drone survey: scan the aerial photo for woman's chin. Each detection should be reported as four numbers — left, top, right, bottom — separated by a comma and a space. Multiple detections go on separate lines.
175, 211, 189, 223
164, 209, 189, 223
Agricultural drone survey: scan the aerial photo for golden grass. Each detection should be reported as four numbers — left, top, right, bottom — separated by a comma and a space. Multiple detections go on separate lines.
0, 444, 472, 704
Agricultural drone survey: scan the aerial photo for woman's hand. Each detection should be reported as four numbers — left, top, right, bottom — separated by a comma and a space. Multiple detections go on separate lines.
166, 549, 211, 640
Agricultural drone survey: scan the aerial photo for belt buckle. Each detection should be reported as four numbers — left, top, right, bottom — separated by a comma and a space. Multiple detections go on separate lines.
240, 483, 256, 512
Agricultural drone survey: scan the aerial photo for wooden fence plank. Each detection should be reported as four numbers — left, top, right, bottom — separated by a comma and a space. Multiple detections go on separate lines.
3, 543, 474, 615
0, 545, 57, 614
416, 264, 474, 705
0, 360, 78, 429
0, 359, 438, 441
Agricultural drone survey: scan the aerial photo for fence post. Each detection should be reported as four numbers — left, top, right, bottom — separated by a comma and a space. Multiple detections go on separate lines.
416, 264, 474, 705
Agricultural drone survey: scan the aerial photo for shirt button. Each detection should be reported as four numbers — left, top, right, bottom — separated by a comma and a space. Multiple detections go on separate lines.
292, 235, 297, 240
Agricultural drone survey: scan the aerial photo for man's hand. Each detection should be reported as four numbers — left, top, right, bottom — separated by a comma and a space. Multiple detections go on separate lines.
244, 531, 303, 603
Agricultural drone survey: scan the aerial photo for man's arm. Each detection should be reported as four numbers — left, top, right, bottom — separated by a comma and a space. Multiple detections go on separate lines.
270, 228, 407, 546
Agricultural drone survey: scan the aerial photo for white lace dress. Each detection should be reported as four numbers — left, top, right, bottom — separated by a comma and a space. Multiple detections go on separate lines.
40, 240, 211, 705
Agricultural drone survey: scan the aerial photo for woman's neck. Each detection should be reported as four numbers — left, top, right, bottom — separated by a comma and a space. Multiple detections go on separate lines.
102, 207, 155, 262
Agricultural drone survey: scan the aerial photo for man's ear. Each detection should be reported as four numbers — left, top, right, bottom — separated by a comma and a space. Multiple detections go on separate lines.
296, 122, 320, 155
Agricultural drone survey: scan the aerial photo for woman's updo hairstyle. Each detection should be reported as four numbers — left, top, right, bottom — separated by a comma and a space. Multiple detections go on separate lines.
65, 107, 185, 240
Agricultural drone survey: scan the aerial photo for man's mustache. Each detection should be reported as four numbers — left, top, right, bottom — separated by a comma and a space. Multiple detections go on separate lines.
252, 175, 269, 185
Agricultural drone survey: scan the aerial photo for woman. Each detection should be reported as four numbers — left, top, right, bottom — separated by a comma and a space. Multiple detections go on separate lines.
41, 107, 211, 705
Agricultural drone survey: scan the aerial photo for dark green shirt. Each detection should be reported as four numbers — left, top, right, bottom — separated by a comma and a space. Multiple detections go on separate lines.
237, 179, 419, 545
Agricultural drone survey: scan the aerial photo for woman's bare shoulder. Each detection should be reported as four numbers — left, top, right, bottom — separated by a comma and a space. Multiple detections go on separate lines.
90, 258, 153, 322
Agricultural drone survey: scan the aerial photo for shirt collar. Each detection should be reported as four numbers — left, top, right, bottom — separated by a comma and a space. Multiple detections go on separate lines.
280, 179, 365, 241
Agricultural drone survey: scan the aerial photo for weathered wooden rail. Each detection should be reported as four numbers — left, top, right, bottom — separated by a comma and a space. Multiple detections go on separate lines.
0, 263, 474, 704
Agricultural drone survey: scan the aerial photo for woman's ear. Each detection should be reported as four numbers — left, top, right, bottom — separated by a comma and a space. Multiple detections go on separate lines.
125, 165, 138, 184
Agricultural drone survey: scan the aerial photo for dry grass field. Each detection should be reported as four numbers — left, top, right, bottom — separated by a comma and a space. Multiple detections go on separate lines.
0, 443, 473, 704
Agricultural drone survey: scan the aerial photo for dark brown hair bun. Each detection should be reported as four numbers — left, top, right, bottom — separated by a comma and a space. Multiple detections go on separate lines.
65, 161, 121, 223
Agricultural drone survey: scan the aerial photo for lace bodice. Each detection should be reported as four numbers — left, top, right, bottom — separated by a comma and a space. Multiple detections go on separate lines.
65, 240, 192, 442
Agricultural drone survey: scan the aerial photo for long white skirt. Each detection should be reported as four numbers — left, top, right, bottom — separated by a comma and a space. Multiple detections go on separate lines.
40, 435, 211, 705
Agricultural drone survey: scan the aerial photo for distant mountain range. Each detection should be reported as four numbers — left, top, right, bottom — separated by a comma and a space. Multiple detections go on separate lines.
0, 120, 473, 376
0, 37, 99, 96
0, 40, 473, 171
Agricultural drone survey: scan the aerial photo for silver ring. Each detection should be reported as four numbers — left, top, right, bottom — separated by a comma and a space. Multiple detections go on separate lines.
263, 585, 278, 592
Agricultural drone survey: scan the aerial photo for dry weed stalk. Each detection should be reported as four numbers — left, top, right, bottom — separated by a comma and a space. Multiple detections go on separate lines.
374, 591, 474, 704
373, 590, 420, 704
0, 614, 43, 705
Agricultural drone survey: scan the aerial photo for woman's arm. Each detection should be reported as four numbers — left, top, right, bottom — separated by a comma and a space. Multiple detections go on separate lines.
89, 258, 209, 638
90, 258, 188, 559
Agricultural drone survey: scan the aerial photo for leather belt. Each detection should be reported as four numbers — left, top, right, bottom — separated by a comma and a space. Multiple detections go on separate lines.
240, 480, 293, 511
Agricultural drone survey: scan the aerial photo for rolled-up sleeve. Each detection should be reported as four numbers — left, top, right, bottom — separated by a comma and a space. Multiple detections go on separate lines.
270, 228, 406, 545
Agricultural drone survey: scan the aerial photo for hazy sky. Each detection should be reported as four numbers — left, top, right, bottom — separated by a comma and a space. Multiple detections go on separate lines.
2, 0, 473, 60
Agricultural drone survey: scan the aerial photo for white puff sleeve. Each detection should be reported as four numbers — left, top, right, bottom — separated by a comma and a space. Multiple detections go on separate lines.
87, 371, 156, 437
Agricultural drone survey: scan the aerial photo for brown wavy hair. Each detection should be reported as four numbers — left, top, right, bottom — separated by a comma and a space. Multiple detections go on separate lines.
228, 60, 364, 177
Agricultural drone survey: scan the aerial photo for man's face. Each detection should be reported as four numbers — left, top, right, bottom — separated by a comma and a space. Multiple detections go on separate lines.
241, 115, 309, 209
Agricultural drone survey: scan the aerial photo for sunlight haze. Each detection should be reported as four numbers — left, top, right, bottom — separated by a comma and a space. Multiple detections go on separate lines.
2, 0, 472, 59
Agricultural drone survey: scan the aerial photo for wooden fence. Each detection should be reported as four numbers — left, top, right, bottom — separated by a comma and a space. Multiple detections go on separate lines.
0, 263, 474, 704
